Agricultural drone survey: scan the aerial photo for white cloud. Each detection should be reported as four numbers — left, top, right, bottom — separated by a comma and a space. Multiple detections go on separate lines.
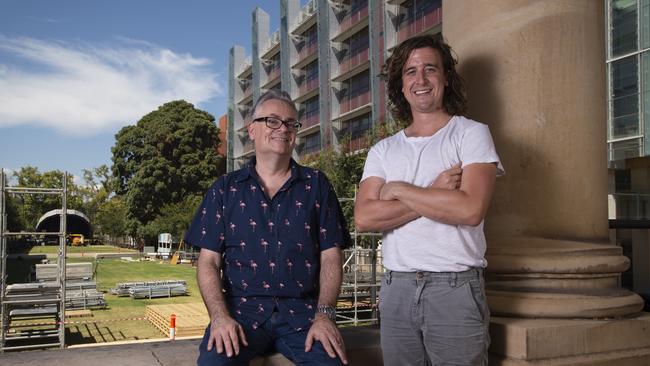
0, 35, 223, 136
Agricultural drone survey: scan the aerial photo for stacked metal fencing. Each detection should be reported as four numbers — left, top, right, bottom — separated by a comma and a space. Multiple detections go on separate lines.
110, 280, 188, 299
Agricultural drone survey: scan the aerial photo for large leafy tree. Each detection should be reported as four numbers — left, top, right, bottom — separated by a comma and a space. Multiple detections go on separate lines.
11, 166, 84, 230
77, 165, 113, 231
112, 100, 222, 233
95, 196, 128, 244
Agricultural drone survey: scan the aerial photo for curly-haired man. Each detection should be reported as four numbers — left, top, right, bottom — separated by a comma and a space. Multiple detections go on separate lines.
355, 35, 505, 366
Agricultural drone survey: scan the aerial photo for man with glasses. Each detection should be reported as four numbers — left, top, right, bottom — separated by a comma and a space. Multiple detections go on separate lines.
185, 90, 351, 366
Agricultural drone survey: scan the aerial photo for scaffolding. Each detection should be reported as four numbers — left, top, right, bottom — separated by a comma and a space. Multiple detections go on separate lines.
0, 169, 67, 351
337, 196, 383, 326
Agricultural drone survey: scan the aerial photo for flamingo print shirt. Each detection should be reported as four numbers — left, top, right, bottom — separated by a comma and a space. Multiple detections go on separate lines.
185, 158, 351, 331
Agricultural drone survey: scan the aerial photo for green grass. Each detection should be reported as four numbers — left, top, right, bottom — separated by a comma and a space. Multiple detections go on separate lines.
6, 256, 202, 344
69, 257, 202, 343
27, 245, 138, 255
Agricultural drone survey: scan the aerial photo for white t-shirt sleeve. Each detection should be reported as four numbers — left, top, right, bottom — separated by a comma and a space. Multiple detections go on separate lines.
361, 143, 386, 182
460, 123, 505, 176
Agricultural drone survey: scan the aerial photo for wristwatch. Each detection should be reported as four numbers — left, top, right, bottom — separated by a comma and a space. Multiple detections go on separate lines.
317, 305, 337, 321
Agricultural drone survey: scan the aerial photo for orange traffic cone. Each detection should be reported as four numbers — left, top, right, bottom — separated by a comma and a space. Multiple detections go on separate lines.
169, 313, 176, 340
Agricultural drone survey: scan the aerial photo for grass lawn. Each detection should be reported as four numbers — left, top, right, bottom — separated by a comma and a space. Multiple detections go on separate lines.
27, 245, 138, 255
66, 257, 202, 344
7, 256, 202, 345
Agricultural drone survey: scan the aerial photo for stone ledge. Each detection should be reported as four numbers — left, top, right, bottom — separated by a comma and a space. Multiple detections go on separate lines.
490, 313, 650, 360
490, 347, 650, 366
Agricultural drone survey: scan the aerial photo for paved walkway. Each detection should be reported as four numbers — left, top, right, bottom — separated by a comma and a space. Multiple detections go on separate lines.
1, 338, 202, 366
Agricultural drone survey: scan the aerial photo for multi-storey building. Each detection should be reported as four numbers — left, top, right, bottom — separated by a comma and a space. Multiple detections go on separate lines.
606, 0, 650, 303
227, 0, 442, 171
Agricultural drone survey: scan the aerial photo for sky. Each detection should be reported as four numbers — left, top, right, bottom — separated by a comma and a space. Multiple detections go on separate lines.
0, 0, 295, 183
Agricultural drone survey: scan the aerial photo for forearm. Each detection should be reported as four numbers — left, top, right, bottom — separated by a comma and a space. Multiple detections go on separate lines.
354, 199, 420, 233
395, 185, 482, 226
317, 248, 343, 307
197, 255, 231, 320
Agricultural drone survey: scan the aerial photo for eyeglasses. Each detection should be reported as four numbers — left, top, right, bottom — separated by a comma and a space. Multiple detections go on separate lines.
253, 116, 302, 131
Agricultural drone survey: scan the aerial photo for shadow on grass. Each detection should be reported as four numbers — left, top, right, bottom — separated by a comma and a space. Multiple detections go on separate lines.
6, 254, 47, 283
65, 321, 144, 344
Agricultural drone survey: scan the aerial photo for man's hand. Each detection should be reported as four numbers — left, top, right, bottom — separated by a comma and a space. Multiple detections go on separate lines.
207, 315, 248, 357
305, 314, 348, 364
431, 163, 462, 190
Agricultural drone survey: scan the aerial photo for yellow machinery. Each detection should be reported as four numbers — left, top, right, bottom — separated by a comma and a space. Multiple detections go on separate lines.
67, 234, 85, 246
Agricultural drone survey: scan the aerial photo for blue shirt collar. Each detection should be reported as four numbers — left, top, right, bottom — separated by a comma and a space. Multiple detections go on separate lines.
233, 156, 310, 183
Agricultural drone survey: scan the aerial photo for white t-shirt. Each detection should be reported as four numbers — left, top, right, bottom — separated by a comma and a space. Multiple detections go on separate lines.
361, 116, 505, 272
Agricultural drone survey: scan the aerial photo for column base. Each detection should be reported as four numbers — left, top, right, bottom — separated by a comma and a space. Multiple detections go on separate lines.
489, 313, 650, 365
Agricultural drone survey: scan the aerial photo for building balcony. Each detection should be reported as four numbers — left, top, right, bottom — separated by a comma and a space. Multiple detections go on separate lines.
339, 4, 369, 36
348, 135, 369, 152
262, 68, 281, 89
239, 88, 253, 104
242, 139, 254, 156
298, 42, 318, 62
299, 77, 320, 96
397, 6, 442, 43
301, 113, 320, 130
267, 67, 280, 81
340, 90, 371, 115
338, 48, 369, 78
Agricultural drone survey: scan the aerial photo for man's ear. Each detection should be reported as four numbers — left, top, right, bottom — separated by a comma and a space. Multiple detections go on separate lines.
247, 122, 255, 141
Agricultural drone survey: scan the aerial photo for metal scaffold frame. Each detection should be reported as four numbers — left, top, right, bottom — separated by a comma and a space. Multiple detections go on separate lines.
0, 169, 68, 352
337, 193, 383, 326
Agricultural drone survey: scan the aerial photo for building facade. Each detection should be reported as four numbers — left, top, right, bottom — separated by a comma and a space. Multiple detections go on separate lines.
607, 0, 650, 305
227, 0, 442, 171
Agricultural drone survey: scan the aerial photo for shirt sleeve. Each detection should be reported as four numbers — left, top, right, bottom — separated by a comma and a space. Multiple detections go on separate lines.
184, 177, 227, 252
460, 123, 505, 176
316, 172, 352, 250
360, 142, 386, 182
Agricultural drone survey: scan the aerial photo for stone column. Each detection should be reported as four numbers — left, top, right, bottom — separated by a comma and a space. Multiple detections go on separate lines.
443, 1, 650, 364
443, 0, 642, 319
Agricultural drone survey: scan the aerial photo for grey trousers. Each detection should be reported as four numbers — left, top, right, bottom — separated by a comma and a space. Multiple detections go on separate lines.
379, 269, 490, 366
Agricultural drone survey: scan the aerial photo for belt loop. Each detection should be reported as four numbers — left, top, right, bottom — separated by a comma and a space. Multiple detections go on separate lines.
386, 271, 392, 285
449, 272, 457, 287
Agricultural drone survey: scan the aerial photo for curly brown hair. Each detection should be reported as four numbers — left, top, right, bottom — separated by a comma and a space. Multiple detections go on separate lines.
383, 35, 467, 123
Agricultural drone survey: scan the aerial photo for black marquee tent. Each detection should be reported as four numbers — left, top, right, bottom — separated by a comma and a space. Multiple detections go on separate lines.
35, 209, 92, 238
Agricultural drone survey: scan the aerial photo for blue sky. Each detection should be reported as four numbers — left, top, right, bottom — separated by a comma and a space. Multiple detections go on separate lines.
0, 0, 293, 183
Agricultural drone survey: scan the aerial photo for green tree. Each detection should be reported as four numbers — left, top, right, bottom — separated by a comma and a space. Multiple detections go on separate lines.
111, 100, 222, 234
78, 165, 114, 233
302, 120, 406, 229
136, 195, 202, 245
12, 167, 84, 230
95, 196, 128, 245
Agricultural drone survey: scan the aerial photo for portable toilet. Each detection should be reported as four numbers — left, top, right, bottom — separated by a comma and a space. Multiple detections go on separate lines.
158, 233, 173, 258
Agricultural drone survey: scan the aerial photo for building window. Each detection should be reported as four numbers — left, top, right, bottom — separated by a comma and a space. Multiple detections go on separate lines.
612, 56, 639, 139
347, 28, 369, 58
302, 132, 321, 154
610, 138, 642, 160
305, 25, 318, 48
349, 71, 370, 98
399, 0, 440, 28
350, 0, 368, 13
346, 114, 371, 140
305, 60, 318, 82
611, 0, 638, 57
304, 96, 319, 118
615, 169, 632, 192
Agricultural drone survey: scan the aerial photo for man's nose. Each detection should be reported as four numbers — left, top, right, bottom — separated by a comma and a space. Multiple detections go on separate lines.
416, 69, 426, 83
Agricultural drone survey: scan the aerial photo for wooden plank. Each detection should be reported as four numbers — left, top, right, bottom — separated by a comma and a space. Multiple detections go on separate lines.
145, 302, 209, 337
